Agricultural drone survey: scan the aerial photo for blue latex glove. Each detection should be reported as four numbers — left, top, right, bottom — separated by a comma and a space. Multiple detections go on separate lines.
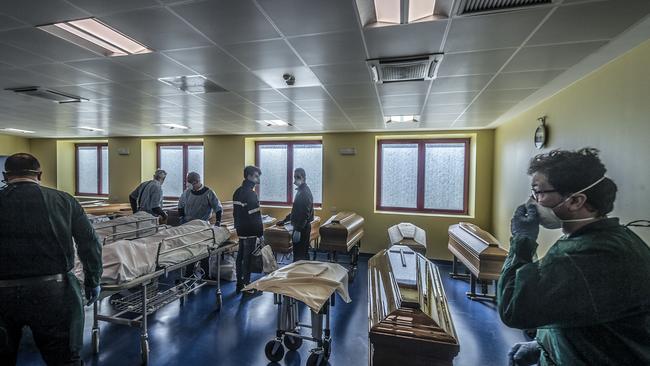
85, 285, 101, 306
292, 230, 301, 244
511, 203, 540, 240
508, 341, 541, 366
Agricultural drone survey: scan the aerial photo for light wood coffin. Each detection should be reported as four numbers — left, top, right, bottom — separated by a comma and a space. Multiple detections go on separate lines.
447, 222, 507, 281
368, 245, 459, 366
264, 217, 321, 253
387, 222, 427, 255
318, 212, 364, 253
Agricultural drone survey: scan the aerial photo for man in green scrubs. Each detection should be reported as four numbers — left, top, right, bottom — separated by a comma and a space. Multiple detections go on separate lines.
498, 148, 650, 365
0, 153, 102, 365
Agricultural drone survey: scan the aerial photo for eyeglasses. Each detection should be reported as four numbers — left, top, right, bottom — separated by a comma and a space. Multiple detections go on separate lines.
530, 188, 558, 201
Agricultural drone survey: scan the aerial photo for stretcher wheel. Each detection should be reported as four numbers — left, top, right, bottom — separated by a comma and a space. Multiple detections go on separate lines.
140, 339, 150, 365
283, 335, 303, 351
215, 291, 222, 311
91, 328, 100, 354
264, 339, 285, 362
323, 338, 331, 358
307, 352, 328, 366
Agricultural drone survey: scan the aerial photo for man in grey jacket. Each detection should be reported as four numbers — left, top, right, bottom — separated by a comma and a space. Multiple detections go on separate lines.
178, 172, 223, 224
129, 169, 168, 222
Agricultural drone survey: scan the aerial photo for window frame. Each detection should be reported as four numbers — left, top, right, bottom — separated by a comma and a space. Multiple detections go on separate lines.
376, 138, 470, 215
156, 142, 204, 199
75, 143, 108, 197
255, 140, 323, 207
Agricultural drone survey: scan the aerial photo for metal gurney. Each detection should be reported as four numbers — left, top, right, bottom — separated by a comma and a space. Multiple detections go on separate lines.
93, 211, 161, 244
244, 261, 351, 366
90, 220, 235, 365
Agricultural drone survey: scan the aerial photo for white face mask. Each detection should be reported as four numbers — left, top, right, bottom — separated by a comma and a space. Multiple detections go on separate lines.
529, 176, 606, 229
294, 178, 303, 187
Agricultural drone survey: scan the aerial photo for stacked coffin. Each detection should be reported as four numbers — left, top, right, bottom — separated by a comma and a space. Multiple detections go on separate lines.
319, 211, 364, 278
264, 217, 321, 254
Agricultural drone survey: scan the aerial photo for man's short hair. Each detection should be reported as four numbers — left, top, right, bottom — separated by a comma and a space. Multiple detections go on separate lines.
154, 169, 167, 180
528, 147, 617, 216
243, 165, 261, 178
4, 153, 41, 176
294, 168, 306, 179
187, 171, 200, 184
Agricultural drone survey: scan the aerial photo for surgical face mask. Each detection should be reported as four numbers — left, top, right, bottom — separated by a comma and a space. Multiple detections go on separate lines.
294, 178, 303, 187
530, 176, 606, 229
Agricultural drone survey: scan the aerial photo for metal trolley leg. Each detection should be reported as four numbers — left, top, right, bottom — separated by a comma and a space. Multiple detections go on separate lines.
140, 283, 150, 365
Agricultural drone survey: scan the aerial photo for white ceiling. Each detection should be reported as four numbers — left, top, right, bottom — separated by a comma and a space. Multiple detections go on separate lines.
0, 0, 648, 137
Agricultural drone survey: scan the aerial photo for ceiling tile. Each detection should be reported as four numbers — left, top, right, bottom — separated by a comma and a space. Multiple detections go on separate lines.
120, 79, 185, 97
378, 81, 430, 96
488, 69, 564, 90
237, 89, 288, 104
0, 67, 68, 88
195, 92, 249, 106
529, 0, 650, 45
293, 98, 339, 111
364, 20, 447, 59
428, 91, 477, 105
225, 40, 303, 70
380, 94, 426, 108
422, 104, 468, 114
172, 0, 279, 45
326, 83, 377, 99
0, 28, 100, 62
67, 0, 159, 16
256, 101, 296, 114
25, 63, 109, 85
253, 66, 321, 88
289, 31, 365, 66
476, 89, 537, 103
311, 62, 372, 85
445, 8, 549, 52
277, 86, 330, 101
115, 53, 194, 79
0, 43, 53, 67
78, 82, 152, 100
100, 7, 211, 51
430, 74, 493, 93
257, 0, 358, 36
0, 0, 89, 25
437, 48, 516, 77
504, 41, 608, 72
66, 59, 152, 82
336, 97, 381, 110
164, 46, 247, 75
0, 14, 26, 30
383, 106, 421, 115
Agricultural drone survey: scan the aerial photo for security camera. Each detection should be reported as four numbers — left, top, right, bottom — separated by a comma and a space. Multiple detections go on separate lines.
283, 73, 295, 86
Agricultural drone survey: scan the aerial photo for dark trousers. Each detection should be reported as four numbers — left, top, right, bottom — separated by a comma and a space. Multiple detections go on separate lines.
0, 275, 83, 366
236, 237, 257, 286
292, 225, 311, 262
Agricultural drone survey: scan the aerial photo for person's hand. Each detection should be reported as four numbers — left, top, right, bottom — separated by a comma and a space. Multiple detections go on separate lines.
508, 341, 541, 366
276, 220, 285, 226
511, 203, 540, 240
85, 285, 101, 306
292, 230, 301, 244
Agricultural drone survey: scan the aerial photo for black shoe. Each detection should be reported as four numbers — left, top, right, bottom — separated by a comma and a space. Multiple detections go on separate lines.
236, 284, 244, 294
243, 288, 261, 296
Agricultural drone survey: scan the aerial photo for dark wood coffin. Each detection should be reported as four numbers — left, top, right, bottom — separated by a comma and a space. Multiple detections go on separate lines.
318, 212, 364, 253
387, 222, 427, 256
368, 245, 459, 366
447, 222, 507, 281
264, 217, 321, 254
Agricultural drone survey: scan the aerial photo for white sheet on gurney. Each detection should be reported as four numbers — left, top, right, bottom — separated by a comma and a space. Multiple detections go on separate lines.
244, 261, 351, 312
95, 220, 230, 285
92, 211, 157, 242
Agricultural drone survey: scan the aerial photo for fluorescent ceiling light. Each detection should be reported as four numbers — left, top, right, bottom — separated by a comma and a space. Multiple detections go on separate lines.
384, 115, 420, 124
1, 128, 35, 134
153, 123, 190, 130
409, 0, 435, 22
374, 0, 401, 23
373, 0, 435, 24
38, 18, 151, 57
256, 120, 290, 127
75, 126, 104, 132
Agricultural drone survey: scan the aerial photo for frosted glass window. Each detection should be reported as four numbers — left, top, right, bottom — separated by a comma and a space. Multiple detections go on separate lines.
78, 147, 98, 194
424, 143, 466, 211
187, 145, 204, 180
101, 146, 109, 195
293, 144, 323, 204
159, 146, 183, 198
258, 145, 288, 203
380, 144, 418, 208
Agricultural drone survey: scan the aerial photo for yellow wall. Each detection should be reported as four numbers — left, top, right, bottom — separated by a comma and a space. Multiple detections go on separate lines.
108, 137, 143, 202
493, 39, 650, 253
56, 141, 76, 194
29, 139, 57, 189
0, 134, 30, 156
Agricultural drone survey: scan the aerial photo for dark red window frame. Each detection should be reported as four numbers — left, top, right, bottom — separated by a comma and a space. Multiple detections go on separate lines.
376, 138, 470, 215
255, 140, 323, 207
75, 143, 108, 197
156, 142, 204, 199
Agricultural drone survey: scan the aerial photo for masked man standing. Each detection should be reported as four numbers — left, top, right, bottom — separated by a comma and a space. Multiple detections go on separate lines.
498, 148, 650, 366
277, 168, 314, 262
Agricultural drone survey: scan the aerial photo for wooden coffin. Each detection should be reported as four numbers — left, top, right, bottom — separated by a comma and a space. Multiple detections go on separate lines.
264, 217, 321, 254
318, 212, 364, 253
387, 222, 427, 256
368, 245, 459, 366
447, 222, 507, 281
83, 203, 132, 216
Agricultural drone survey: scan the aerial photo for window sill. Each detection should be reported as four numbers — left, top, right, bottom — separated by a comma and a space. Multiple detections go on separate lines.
75, 195, 108, 200
374, 209, 474, 219
261, 204, 322, 211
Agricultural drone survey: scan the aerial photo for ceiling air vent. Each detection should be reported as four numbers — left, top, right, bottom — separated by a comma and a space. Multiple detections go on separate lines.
368, 54, 443, 84
5, 86, 88, 103
158, 75, 227, 94
458, 0, 553, 16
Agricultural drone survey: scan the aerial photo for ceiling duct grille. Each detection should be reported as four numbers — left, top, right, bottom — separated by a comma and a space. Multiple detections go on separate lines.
158, 75, 227, 94
368, 54, 443, 84
458, 0, 552, 15
5, 86, 88, 103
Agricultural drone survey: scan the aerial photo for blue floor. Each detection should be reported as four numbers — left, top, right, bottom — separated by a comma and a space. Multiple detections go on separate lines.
16, 255, 526, 366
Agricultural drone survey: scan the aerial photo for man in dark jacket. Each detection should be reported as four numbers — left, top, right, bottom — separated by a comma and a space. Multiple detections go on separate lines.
277, 168, 314, 262
498, 148, 650, 366
0, 153, 102, 365
232, 165, 263, 293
